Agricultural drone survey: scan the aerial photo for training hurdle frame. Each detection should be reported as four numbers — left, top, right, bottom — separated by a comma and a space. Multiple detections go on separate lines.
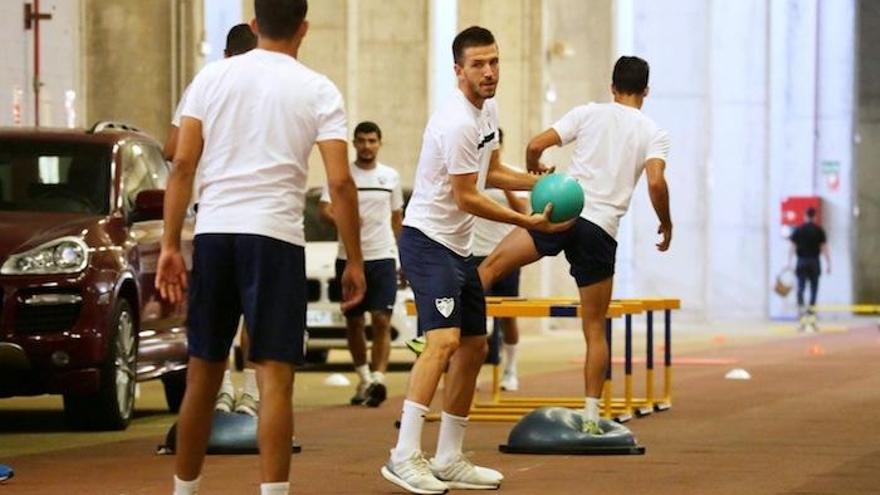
406, 297, 680, 423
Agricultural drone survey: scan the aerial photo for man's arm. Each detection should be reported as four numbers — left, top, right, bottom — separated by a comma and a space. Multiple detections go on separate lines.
391, 209, 403, 240
450, 172, 572, 233
318, 200, 335, 225
163, 125, 179, 162
157, 117, 202, 303
645, 158, 672, 251
504, 190, 529, 214
485, 150, 539, 191
318, 140, 365, 310
788, 242, 797, 269
526, 128, 562, 173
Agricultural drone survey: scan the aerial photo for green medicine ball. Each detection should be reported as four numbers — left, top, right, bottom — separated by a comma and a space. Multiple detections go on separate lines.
530, 173, 584, 223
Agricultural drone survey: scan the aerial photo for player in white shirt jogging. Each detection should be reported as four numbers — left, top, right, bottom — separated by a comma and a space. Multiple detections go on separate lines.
380, 26, 572, 495
156, 2, 366, 495
478, 55, 673, 436
320, 121, 403, 408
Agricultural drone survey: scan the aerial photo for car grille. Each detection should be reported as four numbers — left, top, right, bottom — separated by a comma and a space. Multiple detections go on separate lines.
306, 279, 321, 302
16, 302, 82, 334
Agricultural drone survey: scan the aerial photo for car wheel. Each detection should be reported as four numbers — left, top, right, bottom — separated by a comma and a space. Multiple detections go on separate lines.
161, 369, 187, 413
304, 349, 329, 364
64, 299, 138, 430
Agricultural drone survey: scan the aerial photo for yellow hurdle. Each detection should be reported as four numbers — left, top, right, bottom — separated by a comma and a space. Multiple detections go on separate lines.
407, 297, 680, 422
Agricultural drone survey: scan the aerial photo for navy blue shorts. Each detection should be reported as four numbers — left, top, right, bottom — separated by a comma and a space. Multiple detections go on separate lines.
334, 258, 397, 317
473, 256, 520, 296
187, 234, 306, 364
529, 218, 617, 287
399, 227, 486, 336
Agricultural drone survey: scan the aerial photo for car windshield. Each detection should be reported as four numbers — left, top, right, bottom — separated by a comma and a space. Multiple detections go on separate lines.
303, 186, 412, 242
0, 140, 112, 215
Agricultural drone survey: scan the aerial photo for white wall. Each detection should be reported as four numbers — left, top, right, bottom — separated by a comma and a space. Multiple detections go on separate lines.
0, 0, 82, 128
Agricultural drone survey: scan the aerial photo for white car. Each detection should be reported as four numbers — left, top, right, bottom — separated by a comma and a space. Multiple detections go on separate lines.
301, 187, 416, 364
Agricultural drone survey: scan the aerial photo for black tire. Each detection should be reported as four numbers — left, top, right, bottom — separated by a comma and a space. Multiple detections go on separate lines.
64, 299, 138, 431
304, 349, 329, 364
161, 369, 187, 413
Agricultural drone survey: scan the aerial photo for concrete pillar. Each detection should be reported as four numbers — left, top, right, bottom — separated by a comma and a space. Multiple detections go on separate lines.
768, 0, 857, 317
623, 0, 711, 318
300, 0, 430, 188
84, 0, 202, 140
856, 1, 880, 301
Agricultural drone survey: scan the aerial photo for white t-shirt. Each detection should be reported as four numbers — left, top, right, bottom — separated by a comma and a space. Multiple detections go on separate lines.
403, 90, 500, 257
171, 85, 190, 127
472, 188, 526, 257
180, 49, 347, 246
552, 102, 670, 239
320, 162, 403, 261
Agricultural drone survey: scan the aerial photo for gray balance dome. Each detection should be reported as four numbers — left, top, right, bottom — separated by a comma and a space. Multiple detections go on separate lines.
157, 411, 301, 455
499, 407, 645, 455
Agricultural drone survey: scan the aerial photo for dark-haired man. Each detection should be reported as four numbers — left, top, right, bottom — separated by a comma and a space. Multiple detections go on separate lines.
320, 121, 403, 408
381, 26, 570, 494
788, 207, 830, 322
164, 23, 258, 161
479, 55, 672, 435
156, 1, 365, 494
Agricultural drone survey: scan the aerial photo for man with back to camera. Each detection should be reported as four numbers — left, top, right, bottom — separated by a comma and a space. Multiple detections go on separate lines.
788, 207, 830, 324
163, 22, 265, 419
319, 121, 403, 408
478, 55, 672, 435
381, 26, 572, 494
155, 1, 366, 495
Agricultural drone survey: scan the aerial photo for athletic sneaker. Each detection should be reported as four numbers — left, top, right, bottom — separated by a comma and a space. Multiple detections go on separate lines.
406, 336, 426, 356
234, 392, 259, 416
430, 454, 503, 490
350, 379, 372, 405
364, 381, 387, 407
381, 451, 448, 494
581, 419, 604, 435
0, 464, 13, 483
214, 390, 235, 413
500, 370, 519, 392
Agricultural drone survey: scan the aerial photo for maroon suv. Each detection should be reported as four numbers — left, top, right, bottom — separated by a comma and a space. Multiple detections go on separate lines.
0, 123, 191, 430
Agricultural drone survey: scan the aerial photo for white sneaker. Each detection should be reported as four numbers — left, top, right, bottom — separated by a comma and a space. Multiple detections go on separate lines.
381, 451, 448, 494
350, 379, 372, 405
214, 390, 234, 413
234, 392, 259, 417
430, 454, 503, 490
500, 370, 519, 391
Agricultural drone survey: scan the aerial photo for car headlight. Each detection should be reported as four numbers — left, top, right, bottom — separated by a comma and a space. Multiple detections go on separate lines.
1, 237, 90, 275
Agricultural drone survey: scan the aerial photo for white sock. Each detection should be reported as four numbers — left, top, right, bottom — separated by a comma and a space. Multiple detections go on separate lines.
243, 368, 259, 399
219, 370, 234, 397
392, 400, 429, 463
371, 371, 386, 384
260, 481, 289, 495
584, 397, 600, 422
503, 343, 518, 374
434, 411, 468, 467
355, 364, 372, 383
173, 475, 200, 495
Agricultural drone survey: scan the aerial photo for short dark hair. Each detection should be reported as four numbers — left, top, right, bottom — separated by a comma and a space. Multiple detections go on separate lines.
354, 121, 382, 140
224, 24, 257, 56
806, 207, 817, 219
612, 56, 650, 94
255, 0, 308, 40
452, 26, 495, 65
